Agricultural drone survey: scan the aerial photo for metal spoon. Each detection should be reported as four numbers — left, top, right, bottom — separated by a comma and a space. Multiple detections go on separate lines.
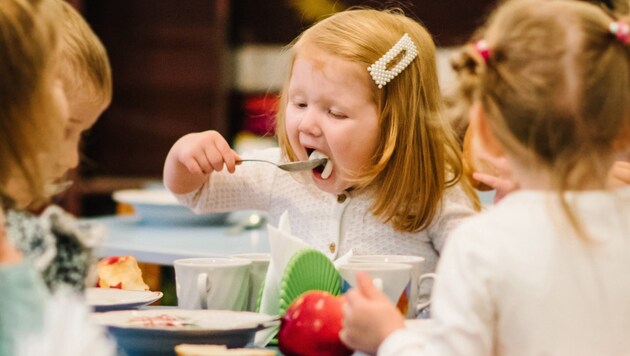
236, 158, 327, 172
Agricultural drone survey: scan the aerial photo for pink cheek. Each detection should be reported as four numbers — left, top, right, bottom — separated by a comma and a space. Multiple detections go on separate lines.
286, 121, 300, 135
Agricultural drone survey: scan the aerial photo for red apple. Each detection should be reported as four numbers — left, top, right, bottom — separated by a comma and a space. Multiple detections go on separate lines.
278, 291, 353, 356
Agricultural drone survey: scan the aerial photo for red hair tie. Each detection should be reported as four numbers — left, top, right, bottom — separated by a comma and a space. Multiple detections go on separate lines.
610, 21, 630, 44
474, 39, 491, 63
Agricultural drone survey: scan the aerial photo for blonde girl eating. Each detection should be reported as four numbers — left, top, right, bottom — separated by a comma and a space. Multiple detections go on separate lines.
164, 8, 478, 300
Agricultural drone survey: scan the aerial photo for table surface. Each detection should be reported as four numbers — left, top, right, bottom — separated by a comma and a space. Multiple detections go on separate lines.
89, 215, 270, 265
89, 189, 494, 266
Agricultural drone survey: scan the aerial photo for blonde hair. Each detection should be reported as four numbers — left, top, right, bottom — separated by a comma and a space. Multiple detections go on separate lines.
0, 0, 64, 208
451, 0, 630, 238
56, 0, 112, 105
276, 8, 478, 232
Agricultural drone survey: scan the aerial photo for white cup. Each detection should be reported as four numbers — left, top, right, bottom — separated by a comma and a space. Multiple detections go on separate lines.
339, 262, 413, 316
349, 255, 436, 318
230, 253, 270, 311
174, 258, 251, 310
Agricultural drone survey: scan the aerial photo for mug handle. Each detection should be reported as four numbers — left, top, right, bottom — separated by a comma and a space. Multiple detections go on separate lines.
197, 272, 209, 309
416, 273, 437, 313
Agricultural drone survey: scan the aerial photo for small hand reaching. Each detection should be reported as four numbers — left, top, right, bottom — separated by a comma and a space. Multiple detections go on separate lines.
339, 272, 405, 354
471, 154, 519, 203
164, 130, 240, 194
607, 161, 630, 188
174, 130, 240, 175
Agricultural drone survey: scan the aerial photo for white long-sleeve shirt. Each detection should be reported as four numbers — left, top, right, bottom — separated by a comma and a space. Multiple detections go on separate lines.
175, 148, 476, 296
379, 188, 630, 356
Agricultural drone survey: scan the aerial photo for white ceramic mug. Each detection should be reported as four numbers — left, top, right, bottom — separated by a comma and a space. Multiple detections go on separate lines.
230, 253, 270, 311
174, 258, 251, 310
349, 255, 436, 318
338, 262, 413, 316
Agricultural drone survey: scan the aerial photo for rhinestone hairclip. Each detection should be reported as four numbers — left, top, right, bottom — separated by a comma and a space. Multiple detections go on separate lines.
367, 33, 418, 89
610, 21, 630, 44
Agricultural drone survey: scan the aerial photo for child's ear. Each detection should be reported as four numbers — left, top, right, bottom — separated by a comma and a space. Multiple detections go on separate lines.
469, 101, 504, 157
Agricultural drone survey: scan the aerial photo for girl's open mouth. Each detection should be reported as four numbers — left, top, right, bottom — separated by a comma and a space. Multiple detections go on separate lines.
308, 150, 333, 179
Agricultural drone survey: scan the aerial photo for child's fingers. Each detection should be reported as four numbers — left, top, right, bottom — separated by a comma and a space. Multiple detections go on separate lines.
616, 160, 630, 170
202, 142, 227, 173
344, 288, 364, 307
472, 172, 500, 190
174, 134, 211, 174
490, 157, 512, 178
340, 291, 366, 344
186, 154, 210, 175
609, 161, 630, 187
473, 172, 514, 192
338, 324, 358, 351
341, 281, 402, 355
357, 272, 385, 300
475, 151, 512, 178
214, 138, 238, 172
473, 172, 518, 203
203, 137, 237, 173
180, 155, 206, 175
228, 149, 241, 173
344, 287, 378, 319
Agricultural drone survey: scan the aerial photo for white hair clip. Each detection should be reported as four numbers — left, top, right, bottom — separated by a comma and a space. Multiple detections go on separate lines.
367, 33, 418, 89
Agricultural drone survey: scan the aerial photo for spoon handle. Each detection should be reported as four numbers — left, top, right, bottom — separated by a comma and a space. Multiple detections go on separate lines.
237, 158, 327, 172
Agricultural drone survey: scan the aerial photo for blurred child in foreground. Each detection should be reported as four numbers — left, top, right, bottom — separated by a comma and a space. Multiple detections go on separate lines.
4, 0, 112, 293
1, 0, 114, 355
341, 1, 630, 354
449, 0, 630, 201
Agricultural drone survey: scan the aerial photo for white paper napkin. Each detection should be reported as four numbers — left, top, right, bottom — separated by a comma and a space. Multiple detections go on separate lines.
255, 211, 310, 346
254, 211, 354, 346
333, 248, 354, 268
258, 211, 310, 317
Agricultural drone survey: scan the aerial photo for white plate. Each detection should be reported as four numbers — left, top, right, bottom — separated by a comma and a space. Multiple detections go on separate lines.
86, 288, 163, 312
112, 189, 228, 225
92, 309, 277, 355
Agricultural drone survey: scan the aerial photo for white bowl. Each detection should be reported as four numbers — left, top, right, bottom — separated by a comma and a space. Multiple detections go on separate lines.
92, 309, 277, 354
112, 189, 228, 225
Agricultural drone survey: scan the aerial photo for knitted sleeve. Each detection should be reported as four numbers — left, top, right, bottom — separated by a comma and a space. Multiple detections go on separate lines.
5, 206, 104, 292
